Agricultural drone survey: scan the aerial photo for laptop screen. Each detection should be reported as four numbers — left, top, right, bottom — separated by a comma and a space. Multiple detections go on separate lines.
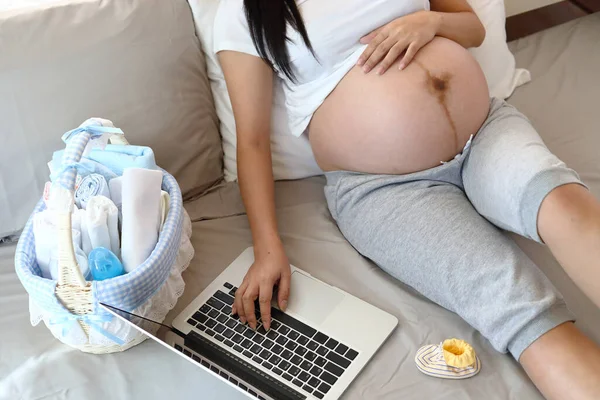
99, 302, 172, 339
99, 303, 253, 400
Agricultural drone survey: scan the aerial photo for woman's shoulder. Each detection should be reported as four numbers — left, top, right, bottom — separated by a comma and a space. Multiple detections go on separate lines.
213, 0, 260, 58
215, 0, 244, 21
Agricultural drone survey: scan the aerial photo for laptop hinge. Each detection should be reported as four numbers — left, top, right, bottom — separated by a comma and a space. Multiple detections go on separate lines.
185, 331, 306, 400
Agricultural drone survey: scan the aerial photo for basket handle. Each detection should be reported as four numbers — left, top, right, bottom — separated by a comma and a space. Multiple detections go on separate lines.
56, 212, 87, 287
50, 122, 124, 288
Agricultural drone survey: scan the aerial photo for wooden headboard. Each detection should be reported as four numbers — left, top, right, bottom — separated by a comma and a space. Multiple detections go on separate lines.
505, 0, 600, 40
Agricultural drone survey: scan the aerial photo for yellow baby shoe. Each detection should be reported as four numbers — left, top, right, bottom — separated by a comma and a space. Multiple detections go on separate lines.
415, 338, 481, 379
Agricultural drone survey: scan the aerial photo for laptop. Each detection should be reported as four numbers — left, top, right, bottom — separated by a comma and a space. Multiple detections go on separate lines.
101, 247, 397, 400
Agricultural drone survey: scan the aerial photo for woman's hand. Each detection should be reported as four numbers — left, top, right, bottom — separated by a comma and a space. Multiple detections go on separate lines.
357, 11, 440, 74
232, 243, 291, 331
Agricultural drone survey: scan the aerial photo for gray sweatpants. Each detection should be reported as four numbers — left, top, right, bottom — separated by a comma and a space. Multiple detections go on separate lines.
325, 98, 583, 360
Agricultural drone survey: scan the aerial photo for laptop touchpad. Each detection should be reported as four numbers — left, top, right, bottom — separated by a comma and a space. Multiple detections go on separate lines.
286, 271, 344, 325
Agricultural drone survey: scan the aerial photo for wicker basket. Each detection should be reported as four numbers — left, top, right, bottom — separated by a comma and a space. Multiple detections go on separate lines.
15, 120, 191, 353
52, 211, 148, 353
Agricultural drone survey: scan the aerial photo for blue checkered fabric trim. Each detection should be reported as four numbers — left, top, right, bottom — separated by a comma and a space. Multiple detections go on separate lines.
15, 125, 183, 317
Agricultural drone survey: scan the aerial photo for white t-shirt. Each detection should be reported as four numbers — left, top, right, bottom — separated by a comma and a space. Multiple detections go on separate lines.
214, 0, 430, 137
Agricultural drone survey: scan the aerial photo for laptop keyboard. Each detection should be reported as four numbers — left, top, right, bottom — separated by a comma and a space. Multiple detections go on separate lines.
186, 282, 360, 399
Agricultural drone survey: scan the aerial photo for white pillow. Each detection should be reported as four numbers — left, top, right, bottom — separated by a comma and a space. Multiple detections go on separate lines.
467, 0, 531, 98
188, 0, 322, 182
189, 0, 529, 182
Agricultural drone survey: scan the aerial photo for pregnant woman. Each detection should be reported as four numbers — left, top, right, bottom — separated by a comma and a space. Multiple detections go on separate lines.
215, 1, 600, 398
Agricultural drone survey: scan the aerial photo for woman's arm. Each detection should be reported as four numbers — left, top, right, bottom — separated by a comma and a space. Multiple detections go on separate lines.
358, 0, 485, 74
429, 0, 485, 48
218, 51, 291, 331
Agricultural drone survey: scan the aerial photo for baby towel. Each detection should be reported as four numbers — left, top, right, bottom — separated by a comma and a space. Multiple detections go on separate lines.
74, 174, 110, 209
88, 145, 157, 176
121, 168, 163, 273
81, 196, 120, 258
52, 145, 157, 178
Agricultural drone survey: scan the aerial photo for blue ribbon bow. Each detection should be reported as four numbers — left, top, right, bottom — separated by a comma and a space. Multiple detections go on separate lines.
61, 124, 124, 143
49, 312, 126, 346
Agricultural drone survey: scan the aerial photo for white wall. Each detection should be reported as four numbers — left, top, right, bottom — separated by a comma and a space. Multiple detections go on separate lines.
505, 0, 563, 17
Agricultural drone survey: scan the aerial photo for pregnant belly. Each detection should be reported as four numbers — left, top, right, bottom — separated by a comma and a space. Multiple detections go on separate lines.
309, 37, 491, 174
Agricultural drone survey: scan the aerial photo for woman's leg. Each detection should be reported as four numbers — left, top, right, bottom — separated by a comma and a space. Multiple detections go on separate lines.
461, 99, 600, 397
538, 184, 600, 308
521, 322, 600, 400
462, 99, 595, 303
327, 171, 600, 398
324, 168, 587, 399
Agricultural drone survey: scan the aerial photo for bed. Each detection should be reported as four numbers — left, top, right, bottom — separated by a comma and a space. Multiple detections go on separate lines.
1, 12, 599, 400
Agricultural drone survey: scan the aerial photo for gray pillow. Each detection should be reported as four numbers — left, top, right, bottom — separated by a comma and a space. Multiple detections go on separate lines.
0, 0, 223, 238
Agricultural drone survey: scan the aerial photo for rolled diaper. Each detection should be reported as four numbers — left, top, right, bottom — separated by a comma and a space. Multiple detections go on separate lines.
108, 176, 123, 210
33, 210, 90, 280
121, 168, 163, 273
74, 174, 110, 209
48, 230, 90, 281
82, 196, 120, 258
77, 208, 91, 255
108, 176, 123, 226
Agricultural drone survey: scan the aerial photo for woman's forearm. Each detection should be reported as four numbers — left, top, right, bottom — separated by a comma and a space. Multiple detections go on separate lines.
237, 139, 283, 256
430, 10, 485, 48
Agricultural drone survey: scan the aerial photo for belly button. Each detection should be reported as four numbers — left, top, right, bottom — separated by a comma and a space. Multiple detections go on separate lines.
432, 76, 448, 92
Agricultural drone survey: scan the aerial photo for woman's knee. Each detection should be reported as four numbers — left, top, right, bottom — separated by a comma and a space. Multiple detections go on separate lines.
538, 183, 600, 243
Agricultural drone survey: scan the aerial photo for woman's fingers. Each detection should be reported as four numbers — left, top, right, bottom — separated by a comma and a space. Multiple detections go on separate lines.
362, 37, 395, 73
357, 32, 387, 67
234, 281, 248, 323
277, 268, 291, 312
359, 27, 382, 45
399, 42, 420, 70
242, 285, 259, 330
258, 281, 274, 331
376, 41, 409, 75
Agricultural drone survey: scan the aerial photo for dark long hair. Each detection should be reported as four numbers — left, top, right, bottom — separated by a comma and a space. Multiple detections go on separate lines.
243, 0, 314, 81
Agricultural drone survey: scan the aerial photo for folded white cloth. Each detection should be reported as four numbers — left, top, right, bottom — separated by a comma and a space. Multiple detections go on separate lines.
121, 168, 163, 273
33, 210, 90, 280
108, 176, 123, 210
81, 196, 120, 259
74, 174, 110, 209
159, 190, 171, 233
